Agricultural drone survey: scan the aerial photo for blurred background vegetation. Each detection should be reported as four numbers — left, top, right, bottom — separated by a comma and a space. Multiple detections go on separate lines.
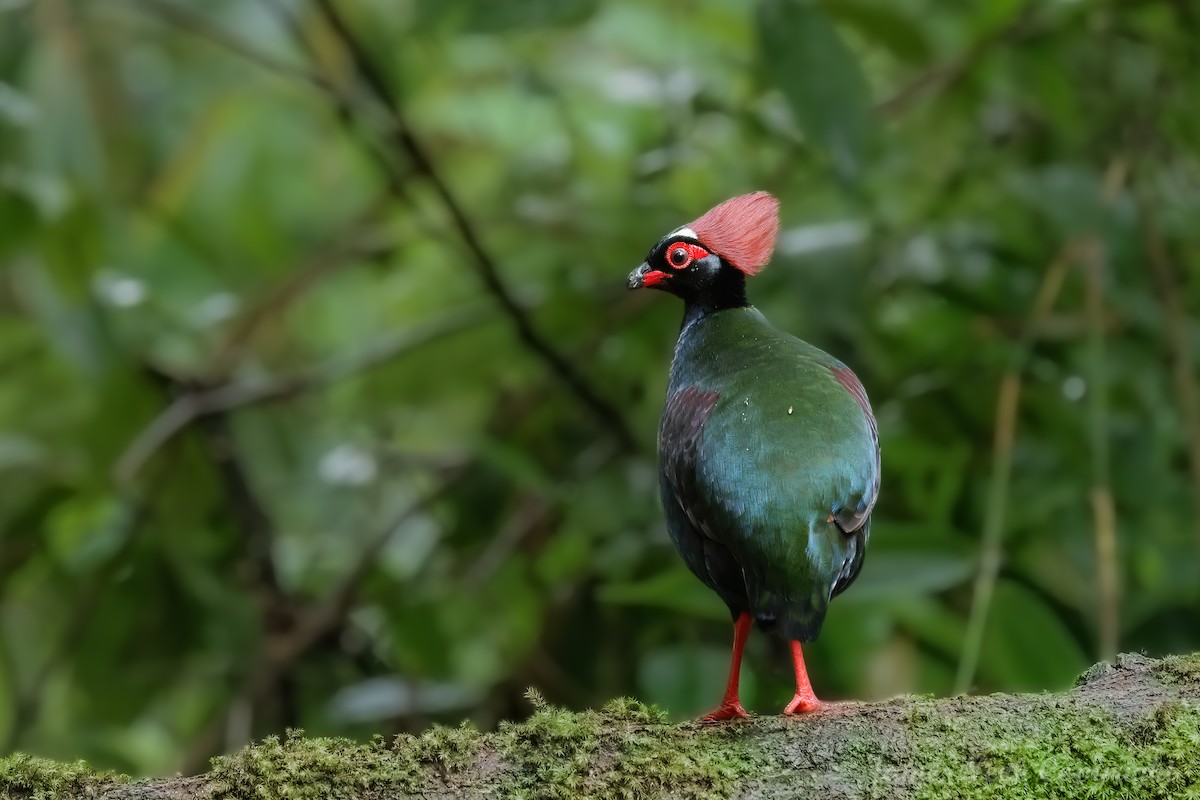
1, 0, 1198, 778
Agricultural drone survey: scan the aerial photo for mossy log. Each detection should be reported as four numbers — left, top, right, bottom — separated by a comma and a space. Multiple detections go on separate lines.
3, 653, 1199, 800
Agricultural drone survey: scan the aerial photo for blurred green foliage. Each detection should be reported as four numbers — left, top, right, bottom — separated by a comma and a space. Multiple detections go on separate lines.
1, 0, 1198, 778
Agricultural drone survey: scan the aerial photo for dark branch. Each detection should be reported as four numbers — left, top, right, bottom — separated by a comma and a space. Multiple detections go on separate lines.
178, 469, 463, 773
121, 0, 330, 90
306, 0, 638, 453
875, 2, 1038, 117
0, 490, 158, 754
125, 0, 639, 453
116, 307, 492, 482
208, 197, 398, 376
193, 410, 289, 624
15, 653, 1200, 800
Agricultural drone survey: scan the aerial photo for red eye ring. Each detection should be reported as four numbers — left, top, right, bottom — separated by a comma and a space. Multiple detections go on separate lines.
665, 242, 708, 270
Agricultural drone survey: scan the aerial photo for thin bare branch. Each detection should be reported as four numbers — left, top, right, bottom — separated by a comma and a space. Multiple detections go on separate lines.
1080, 238, 1120, 661
305, 0, 638, 453
125, 0, 638, 451
208, 199, 398, 377
178, 468, 463, 772
0, 490, 158, 753
1139, 191, 1200, 556
956, 156, 1131, 690
119, 0, 330, 90
194, 408, 289, 622
1081, 159, 1130, 662
954, 243, 1076, 693
876, 3, 1037, 118
115, 307, 493, 482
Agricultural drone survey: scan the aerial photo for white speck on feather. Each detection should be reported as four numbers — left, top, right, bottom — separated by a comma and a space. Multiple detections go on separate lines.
788, 406, 793, 415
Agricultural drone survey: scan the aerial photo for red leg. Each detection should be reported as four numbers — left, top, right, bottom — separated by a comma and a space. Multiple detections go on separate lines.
702, 612, 752, 721
782, 640, 822, 715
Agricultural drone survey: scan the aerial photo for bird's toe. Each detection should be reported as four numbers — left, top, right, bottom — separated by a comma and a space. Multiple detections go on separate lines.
701, 702, 749, 722
782, 694, 822, 715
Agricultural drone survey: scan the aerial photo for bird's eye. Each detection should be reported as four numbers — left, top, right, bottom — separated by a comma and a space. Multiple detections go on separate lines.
664, 241, 708, 270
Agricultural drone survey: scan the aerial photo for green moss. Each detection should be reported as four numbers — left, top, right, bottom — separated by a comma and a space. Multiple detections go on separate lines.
8, 663, 1199, 799
208, 729, 422, 799
1075, 659, 1116, 686
205, 723, 489, 799
495, 695, 764, 799
0, 753, 125, 799
597, 696, 670, 724
1152, 653, 1200, 686
1075, 652, 1158, 687
907, 699, 1200, 800
202, 701, 757, 800
403, 721, 483, 772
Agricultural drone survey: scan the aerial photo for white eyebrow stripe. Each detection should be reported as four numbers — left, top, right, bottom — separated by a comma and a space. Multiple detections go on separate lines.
671, 226, 697, 239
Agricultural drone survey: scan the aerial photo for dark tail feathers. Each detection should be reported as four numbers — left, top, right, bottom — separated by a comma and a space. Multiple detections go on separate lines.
754, 592, 828, 643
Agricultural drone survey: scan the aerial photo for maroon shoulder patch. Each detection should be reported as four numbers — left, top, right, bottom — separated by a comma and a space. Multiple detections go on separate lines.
659, 386, 720, 456
831, 366, 875, 431
830, 365, 881, 534
659, 386, 720, 516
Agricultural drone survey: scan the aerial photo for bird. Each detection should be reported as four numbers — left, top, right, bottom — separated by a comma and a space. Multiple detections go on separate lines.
627, 192, 880, 720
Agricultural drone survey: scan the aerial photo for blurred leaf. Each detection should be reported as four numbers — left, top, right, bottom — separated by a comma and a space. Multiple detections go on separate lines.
534, 525, 590, 583
474, 437, 556, 493
969, 0, 1027, 34
45, 493, 128, 573
891, 597, 968, 661
0, 434, 47, 471
841, 550, 974, 603
419, 0, 599, 32
979, 581, 1089, 691
599, 568, 728, 621
638, 645, 750, 718
822, 0, 931, 63
757, 0, 874, 176
328, 678, 480, 722
0, 81, 37, 127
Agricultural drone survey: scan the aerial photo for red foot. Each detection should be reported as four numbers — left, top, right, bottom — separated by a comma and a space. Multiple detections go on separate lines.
702, 702, 749, 722
784, 640, 821, 715
702, 612, 754, 723
782, 692, 822, 715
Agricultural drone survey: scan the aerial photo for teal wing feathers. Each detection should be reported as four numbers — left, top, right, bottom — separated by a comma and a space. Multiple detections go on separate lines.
660, 307, 879, 641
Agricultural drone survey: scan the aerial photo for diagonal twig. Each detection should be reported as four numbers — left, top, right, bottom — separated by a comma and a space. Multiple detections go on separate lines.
876, 2, 1038, 118
1, 487, 161, 753
955, 159, 1130, 691
178, 467, 463, 772
1138, 191, 1200, 557
1079, 237, 1120, 662
208, 197, 398, 376
954, 243, 1076, 693
304, 0, 637, 452
119, 0, 331, 90
116, 306, 493, 482
130, 0, 657, 454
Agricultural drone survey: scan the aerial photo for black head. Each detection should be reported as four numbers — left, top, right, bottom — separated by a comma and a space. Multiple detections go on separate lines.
627, 229, 747, 308
626, 193, 779, 312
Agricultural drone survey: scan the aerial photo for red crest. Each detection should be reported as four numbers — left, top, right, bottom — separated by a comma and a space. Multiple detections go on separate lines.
687, 192, 780, 276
